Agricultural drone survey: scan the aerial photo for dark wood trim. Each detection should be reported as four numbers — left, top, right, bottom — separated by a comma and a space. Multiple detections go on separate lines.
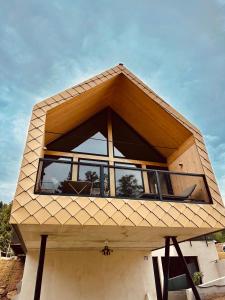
202, 174, 213, 204
163, 237, 171, 300
152, 256, 163, 300
100, 165, 105, 197
155, 171, 163, 201
34, 235, 48, 300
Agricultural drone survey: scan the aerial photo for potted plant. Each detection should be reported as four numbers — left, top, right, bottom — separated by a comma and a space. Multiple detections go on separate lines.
192, 272, 204, 285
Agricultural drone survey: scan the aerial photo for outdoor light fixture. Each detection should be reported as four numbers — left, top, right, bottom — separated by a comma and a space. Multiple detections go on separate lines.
101, 240, 113, 256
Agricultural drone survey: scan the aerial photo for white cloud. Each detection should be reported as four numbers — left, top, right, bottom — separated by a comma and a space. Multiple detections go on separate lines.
219, 175, 225, 200
0, 181, 16, 203
11, 112, 29, 144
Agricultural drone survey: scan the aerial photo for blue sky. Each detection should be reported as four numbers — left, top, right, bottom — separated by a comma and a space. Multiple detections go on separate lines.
0, 0, 225, 202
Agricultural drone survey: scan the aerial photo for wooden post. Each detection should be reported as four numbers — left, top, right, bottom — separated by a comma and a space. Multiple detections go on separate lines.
34, 235, 48, 300
72, 157, 78, 181
107, 109, 115, 196
171, 237, 201, 300
163, 236, 171, 300
142, 164, 150, 194
152, 256, 163, 300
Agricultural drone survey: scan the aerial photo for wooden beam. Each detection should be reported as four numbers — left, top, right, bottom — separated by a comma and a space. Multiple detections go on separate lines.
152, 256, 163, 300
142, 165, 150, 194
34, 235, 48, 300
167, 136, 195, 165
163, 237, 170, 300
44, 150, 167, 167
171, 236, 201, 300
108, 109, 116, 196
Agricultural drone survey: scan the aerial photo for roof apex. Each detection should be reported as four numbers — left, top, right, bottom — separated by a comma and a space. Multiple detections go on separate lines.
34, 63, 201, 136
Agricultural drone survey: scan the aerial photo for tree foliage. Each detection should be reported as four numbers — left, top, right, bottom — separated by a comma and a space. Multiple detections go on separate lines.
0, 201, 12, 253
116, 174, 142, 197
213, 230, 225, 243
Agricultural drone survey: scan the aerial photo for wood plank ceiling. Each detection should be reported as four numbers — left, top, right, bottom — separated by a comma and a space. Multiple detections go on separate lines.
45, 74, 192, 157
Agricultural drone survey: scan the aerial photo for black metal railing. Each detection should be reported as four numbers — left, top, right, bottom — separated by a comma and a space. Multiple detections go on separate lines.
34, 158, 212, 204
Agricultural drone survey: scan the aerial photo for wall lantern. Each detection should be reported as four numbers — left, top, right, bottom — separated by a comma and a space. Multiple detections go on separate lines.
101, 240, 113, 256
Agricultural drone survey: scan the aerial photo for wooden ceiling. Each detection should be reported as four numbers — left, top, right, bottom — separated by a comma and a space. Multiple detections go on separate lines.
18, 223, 214, 250
45, 74, 192, 157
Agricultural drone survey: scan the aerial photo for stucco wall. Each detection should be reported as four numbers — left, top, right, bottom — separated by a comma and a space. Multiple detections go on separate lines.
152, 241, 220, 284
18, 249, 156, 300
216, 260, 225, 277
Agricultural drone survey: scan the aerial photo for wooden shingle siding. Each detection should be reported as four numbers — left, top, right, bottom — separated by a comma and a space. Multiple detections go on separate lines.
10, 64, 225, 233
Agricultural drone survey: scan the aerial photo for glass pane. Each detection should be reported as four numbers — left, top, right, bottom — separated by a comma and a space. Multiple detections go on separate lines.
115, 163, 144, 198
47, 110, 108, 155
78, 159, 109, 196
112, 111, 166, 162
162, 256, 199, 291
74, 132, 107, 155
161, 173, 209, 202
39, 156, 72, 194
147, 166, 172, 195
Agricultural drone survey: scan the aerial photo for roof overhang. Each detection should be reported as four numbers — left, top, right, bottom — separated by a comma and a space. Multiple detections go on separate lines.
45, 73, 192, 158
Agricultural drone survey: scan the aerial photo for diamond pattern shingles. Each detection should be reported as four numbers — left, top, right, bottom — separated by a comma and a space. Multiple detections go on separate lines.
10, 64, 225, 231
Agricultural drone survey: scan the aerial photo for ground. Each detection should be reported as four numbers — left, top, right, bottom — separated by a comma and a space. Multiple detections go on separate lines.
0, 258, 24, 300
208, 297, 225, 300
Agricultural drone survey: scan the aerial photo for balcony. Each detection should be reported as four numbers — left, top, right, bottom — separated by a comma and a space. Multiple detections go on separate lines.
35, 158, 212, 204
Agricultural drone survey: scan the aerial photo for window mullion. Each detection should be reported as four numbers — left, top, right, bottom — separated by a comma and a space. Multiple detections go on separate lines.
107, 109, 115, 197
142, 164, 150, 194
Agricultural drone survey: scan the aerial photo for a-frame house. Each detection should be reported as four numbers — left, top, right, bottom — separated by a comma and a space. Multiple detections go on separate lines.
10, 64, 225, 300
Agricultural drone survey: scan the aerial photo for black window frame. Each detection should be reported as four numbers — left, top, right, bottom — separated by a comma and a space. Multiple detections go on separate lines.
46, 109, 109, 157
114, 161, 145, 198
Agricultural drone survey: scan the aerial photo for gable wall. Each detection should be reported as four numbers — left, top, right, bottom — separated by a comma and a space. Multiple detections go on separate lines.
10, 65, 225, 233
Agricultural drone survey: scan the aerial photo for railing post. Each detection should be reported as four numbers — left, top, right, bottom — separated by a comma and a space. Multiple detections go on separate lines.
100, 165, 105, 197
155, 171, 163, 201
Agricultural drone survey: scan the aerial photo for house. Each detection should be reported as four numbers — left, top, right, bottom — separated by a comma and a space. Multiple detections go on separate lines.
152, 236, 225, 297
10, 64, 225, 300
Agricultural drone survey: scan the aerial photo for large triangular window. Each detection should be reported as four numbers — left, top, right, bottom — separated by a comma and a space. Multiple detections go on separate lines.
47, 108, 165, 163
47, 110, 108, 155
111, 111, 165, 162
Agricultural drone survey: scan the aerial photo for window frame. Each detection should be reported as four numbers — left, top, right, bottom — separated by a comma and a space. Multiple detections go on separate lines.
114, 161, 145, 198
42, 108, 168, 198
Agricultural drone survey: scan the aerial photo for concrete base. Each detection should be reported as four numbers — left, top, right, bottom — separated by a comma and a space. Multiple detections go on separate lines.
168, 290, 187, 300
18, 249, 157, 300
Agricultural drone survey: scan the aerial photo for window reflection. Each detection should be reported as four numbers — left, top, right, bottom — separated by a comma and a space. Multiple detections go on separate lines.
112, 111, 166, 162
78, 159, 109, 196
147, 166, 173, 195
39, 156, 72, 194
47, 110, 108, 156
115, 163, 144, 197
74, 132, 107, 155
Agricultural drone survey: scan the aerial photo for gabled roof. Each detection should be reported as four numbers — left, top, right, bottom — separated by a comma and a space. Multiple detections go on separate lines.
10, 64, 225, 241
30, 64, 224, 206
41, 64, 195, 158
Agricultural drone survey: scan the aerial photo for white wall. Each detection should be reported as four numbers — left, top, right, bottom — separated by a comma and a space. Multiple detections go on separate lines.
216, 260, 225, 277
152, 240, 220, 284
18, 249, 157, 300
